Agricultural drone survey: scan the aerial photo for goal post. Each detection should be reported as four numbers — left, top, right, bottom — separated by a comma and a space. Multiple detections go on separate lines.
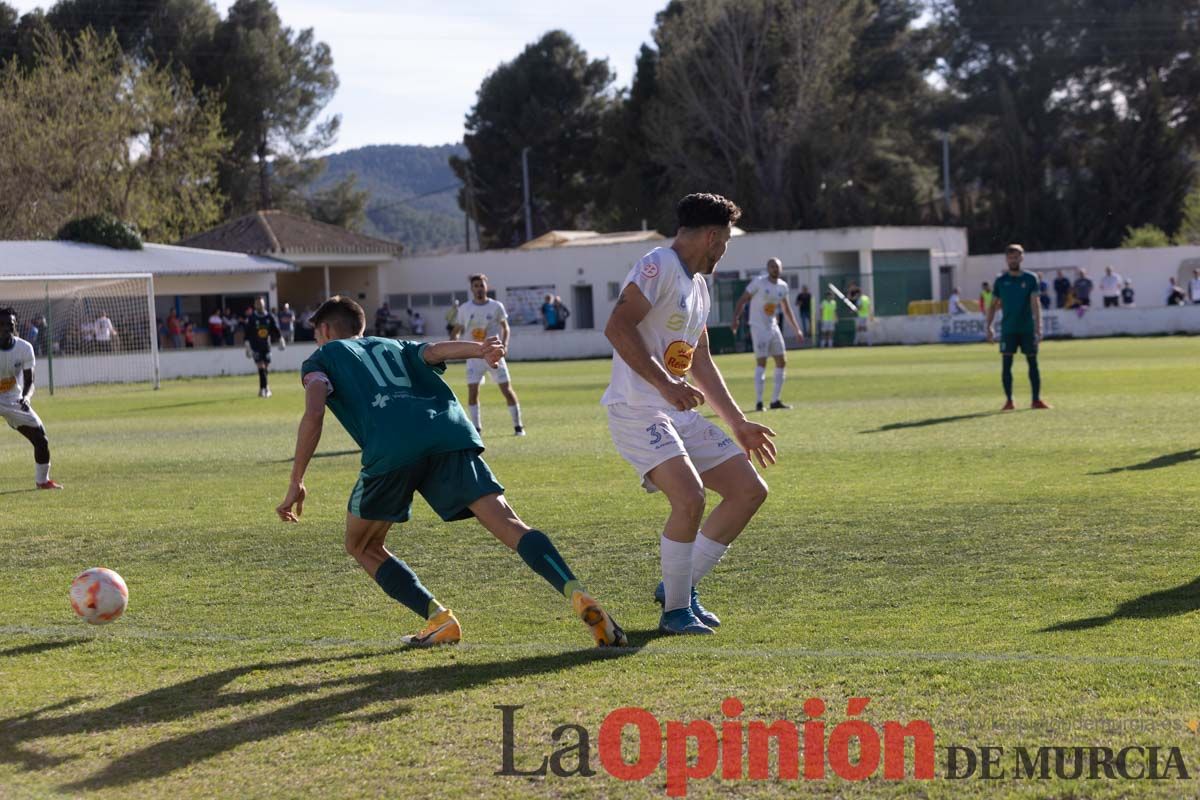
0, 274, 160, 392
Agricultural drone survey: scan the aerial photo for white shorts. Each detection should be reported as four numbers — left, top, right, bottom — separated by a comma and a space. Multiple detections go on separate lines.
751, 327, 786, 358
856, 318, 869, 331
0, 399, 43, 430
607, 403, 745, 492
820, 320, 836, 333
465, 357, 511, 386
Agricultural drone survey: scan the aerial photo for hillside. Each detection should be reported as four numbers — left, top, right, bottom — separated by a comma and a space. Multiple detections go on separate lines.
315, 143, 470, 254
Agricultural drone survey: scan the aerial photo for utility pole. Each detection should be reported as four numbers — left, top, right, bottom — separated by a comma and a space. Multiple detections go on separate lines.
939, 131, 952, 220
521, 146, 533, 243
464, 166, 476, 252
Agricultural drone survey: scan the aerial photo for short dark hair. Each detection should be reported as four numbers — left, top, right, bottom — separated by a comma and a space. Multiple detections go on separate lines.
310, 296, 365, 335
0, 306, 15, 319
468, 273, 487, 285
676, 193, 742, 229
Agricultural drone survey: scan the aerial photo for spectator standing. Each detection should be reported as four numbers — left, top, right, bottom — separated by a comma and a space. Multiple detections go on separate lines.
1099, 267, 1122, 308
166, 310, 183, 349
1053, 270, 1071, 309
444, 300, 459, 337
94, 312, 117, 352
411, 309, 425, 336
552, 296, 570, 330
278, 303, 296, 343
222, 307, 239, 346
979, 282, 993, 315
795, 285, 812, 335
183, 319, 195, 348
1038, 276, 1051, 310
208, 309, 224, 347
1121, 281, 1135, 306
540, 294, 558, 330
1072, 270, 1094, 307
375, 302, 393, 337
948, 287, 966, 314
1189, 268, 1200, 304
1166, 277, 1186, 305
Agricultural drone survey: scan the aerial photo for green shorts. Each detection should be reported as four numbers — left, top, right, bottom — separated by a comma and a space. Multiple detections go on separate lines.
1000, 331, 1038, 356
348, 449, 504, 523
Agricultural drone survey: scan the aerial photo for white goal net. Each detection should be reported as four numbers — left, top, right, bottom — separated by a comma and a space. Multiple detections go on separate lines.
0, 274, 159, 391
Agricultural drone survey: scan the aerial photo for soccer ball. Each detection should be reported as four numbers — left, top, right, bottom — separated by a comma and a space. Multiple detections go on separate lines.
69, 568, 128, 625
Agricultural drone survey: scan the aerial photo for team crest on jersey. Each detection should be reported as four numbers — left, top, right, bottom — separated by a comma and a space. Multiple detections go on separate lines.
471, 328, 487, 342
0, 377, 14, 392
763, 303, 777, 316
641, 261, 660, 279
257, 328, 268, 338
663, 340, 695, 376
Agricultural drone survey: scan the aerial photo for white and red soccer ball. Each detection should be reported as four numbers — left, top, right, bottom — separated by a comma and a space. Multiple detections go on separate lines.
69, 568, 128, 624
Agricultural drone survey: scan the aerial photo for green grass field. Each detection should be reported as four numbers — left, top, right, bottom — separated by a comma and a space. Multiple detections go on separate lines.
2, 337, 1199, 799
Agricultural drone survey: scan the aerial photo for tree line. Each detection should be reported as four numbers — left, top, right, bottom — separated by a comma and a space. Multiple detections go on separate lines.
0, 0, 365, 241
454, 0, 1200, 252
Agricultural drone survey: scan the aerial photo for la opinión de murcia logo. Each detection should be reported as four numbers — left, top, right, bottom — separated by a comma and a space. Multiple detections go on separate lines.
497, 699, 1195, 796
498, 697, 935, 797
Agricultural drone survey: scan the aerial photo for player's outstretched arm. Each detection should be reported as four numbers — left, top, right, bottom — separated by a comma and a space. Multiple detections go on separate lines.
731, 291, 752, 332
20, 368, 34, 410
985, 297, 1000, 343
423, 337, 504, 366
605, 283, 704, 411
690, 329, 777, 468
782, 298, 804, 340
277, 380, 326, 523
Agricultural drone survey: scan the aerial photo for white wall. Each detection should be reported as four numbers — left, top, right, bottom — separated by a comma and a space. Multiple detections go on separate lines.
154, 273, 274, 297
872, 305, 1200, 345
963, 246, 1200, 306
385, 227, 967, 331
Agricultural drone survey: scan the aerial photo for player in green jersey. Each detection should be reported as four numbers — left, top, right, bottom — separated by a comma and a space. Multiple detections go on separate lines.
985, 244, 1052, 411
275, 296, 627, 648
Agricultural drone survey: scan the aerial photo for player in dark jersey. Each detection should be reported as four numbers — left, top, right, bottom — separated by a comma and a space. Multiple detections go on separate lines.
275, 295, 626, 648
986, 244, 1051, 410
243, 297, 284, 397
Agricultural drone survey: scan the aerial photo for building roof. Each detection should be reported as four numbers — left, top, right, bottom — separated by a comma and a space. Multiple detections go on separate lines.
178, 209, 403, 256
518, 229, 667, 250
0, 241, 293, 277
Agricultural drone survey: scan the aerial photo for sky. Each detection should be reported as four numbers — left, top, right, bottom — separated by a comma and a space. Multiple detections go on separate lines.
10, 1, 663, 153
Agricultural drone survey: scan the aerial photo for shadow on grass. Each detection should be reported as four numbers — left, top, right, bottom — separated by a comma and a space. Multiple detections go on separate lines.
123, 399, 233, 413
1089, 448, 1200, 475
0, 488, 37, 496
860, 410, 1002, 433
261, 448, 360, 465
1040, 576, 1200, 632
0, 645, 640, 790
0, 640, 84, 659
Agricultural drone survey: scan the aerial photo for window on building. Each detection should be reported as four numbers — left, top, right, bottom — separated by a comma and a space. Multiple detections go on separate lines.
608, 281, 621, 301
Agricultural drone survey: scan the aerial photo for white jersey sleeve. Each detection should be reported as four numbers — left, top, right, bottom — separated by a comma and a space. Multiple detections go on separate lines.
0, 338, 34, 400
601, 247, 710, 409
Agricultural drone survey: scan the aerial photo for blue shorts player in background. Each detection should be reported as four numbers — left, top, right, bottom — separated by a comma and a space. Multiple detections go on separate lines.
275, 296, 626, 648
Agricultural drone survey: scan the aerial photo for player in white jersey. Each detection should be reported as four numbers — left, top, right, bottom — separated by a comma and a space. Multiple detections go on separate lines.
0, 308, 62, 489
452, 273, 525, 436
732, 258, 804, 411
602, 193, 777, 635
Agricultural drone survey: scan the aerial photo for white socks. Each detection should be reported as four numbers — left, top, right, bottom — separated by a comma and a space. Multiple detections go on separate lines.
508, 403, 523, 427
660, 535, 694, 612
35, 462, 50, 483
772, 368, 785, 403
754, 366, 765, 404
468, 404, 480, 430
691, 532, 728, 585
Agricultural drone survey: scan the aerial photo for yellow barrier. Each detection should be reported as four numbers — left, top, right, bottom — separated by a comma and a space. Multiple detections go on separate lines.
907, 299, 983, 316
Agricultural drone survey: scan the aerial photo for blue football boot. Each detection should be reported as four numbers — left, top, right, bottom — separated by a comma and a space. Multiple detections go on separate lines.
658, 607, 715, 635
654, 581, 721, 628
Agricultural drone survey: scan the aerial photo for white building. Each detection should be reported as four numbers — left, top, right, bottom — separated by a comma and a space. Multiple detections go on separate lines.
384, 227, 969, 344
